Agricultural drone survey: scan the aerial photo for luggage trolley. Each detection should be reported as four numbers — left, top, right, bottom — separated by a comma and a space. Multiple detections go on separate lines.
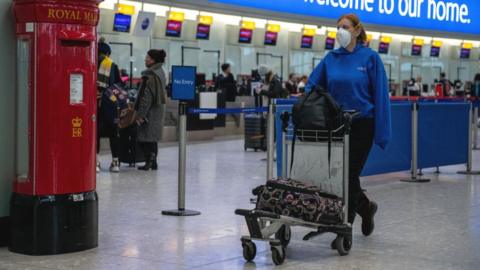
235, 111, 356, 265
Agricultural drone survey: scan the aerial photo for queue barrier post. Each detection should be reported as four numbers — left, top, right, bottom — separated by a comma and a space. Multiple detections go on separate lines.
458, 102, 480, 175
473, 106, 479, 150
162, 102, 201, 216
401, 102, 430, 183
266, 102, 275, 181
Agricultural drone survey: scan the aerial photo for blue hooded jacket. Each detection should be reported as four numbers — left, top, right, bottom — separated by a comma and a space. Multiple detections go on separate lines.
305, 44, 391, 149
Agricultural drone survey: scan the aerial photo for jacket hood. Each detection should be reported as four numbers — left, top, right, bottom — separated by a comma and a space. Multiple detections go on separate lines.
331, 43, 366, 55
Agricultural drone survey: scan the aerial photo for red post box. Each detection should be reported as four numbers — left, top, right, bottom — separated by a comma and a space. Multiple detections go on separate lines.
10, 0, 100, 255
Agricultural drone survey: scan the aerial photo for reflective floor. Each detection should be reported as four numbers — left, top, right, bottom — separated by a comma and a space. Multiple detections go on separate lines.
1, 139, 480, 270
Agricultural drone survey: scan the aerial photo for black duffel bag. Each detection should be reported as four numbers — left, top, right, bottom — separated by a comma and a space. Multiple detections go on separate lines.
292, 86, 344, 140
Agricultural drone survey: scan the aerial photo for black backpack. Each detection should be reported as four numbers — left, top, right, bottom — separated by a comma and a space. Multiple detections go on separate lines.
290, 86, 345, 177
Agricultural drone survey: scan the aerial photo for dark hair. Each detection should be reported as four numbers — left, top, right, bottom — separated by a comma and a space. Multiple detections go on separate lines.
474, 73, 480, 82
221, 63, 231, 72
440, 72, 446, 78
337, 14, 367, 44
98, 42, 111, 56
147, 49, 167, 64
289, 73, 296, 80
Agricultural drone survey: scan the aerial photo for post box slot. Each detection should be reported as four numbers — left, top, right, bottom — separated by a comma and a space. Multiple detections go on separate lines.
61, 40, 90, 48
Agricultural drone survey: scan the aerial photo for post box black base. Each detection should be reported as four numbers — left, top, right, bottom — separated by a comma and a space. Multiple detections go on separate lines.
0, 216, 9, 247
9, 191, 98, 255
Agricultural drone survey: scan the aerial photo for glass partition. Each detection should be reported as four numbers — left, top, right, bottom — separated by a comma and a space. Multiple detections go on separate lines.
289, 50, 325, 77
225, 45, 258, 76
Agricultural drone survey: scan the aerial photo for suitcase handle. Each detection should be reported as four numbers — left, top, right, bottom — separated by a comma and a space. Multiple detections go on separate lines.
235, 209, 280, 219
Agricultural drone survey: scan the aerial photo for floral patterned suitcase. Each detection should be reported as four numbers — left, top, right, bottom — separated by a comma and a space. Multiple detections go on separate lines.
254, 178, 343, 225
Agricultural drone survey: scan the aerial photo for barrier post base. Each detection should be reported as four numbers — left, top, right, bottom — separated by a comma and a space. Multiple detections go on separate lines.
457, 170, 480, 175
400, 177, 431, 183
162, 209, 201, 216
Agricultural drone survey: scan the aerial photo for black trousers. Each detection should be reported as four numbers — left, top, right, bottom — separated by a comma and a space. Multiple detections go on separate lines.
140, 142, 158, 161
348, 118, 375, 224
97, 128, 120, 159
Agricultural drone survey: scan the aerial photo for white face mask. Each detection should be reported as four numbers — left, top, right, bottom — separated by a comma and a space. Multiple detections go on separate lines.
337, 28, 352, 48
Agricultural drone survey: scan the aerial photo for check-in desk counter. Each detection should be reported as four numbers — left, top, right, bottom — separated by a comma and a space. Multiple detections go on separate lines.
186, 91, 217, 140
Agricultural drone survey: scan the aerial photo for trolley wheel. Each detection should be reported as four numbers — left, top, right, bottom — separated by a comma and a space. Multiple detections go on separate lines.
275, 225, 291, 247
335, 235, 352, 256
271, 244, 286, 265
242, 241, 256, 262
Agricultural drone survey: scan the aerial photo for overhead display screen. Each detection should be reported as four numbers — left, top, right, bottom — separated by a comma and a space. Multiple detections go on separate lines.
378, 42, 390, 54
325, 37, 335, 50
411, 44, 422, 56
301, 35, 314, 49
113, 13, 132, 33
430, 46, 441, 57
264, 31, 278, 46
209, 0, 480, 36
239, 28, 253, 43
166, 20, 182, 37
460, 48, 471, 59
196, 24, 211, 40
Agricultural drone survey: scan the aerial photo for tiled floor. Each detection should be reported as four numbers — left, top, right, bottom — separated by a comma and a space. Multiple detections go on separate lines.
1, 139, 480, 270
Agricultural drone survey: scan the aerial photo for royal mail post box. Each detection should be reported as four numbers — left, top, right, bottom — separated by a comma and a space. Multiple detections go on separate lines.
10, 0, 100, 255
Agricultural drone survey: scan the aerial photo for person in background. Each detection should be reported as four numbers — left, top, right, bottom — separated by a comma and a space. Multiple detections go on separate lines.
257, 64, 286, 103
216, 63, 237, 102
135, 49, 168, 171
440, 72, 453, 97
216, 63, 240, 126
97, 40, 122, 173
305, 13, 391, 249
453, 79, 465, 96
407, 77, 421, 97
297, 75, 308, 93
434, 78, 443, 97
285, 73, 298, 95
120, 69, 129, 85
238, 76, 250, 96
472, 73, 480, 97
414, 76, 423, 96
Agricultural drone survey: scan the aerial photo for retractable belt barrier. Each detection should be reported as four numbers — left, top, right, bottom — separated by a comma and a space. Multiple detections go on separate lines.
188, 107, 268, 114
274, 98, 477, 180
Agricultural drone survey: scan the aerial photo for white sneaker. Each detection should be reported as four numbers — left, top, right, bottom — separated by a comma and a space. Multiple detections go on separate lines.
109, 159, 120, 173
96, 162, 101, 173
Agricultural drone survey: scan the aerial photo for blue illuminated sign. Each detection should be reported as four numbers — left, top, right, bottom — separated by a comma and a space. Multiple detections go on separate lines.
172, 66, 196, 101
209, 0, 480, 36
